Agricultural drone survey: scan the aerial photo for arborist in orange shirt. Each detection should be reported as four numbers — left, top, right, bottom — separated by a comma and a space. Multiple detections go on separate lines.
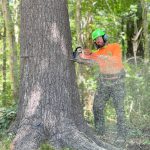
74, 29, 127, 141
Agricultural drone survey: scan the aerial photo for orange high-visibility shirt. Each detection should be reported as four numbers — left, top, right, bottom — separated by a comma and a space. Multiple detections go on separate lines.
80, 43, 124, 74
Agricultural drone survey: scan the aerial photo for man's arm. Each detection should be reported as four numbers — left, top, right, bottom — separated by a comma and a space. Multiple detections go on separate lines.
79, 49, 108, 63
71, 48, 95, 65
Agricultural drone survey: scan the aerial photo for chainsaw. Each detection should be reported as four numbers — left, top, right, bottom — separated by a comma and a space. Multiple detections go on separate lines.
70, 46, 83, 62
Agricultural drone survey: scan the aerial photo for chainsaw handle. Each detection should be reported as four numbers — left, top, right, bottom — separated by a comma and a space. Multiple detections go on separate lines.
75, 46, 82, 53
72, 46, 83, 59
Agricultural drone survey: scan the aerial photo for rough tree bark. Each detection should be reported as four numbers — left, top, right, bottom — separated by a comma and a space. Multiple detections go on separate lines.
11, 0, 119, 150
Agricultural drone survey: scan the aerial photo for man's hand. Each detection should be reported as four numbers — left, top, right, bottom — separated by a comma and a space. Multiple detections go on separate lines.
82, 48, 92, 55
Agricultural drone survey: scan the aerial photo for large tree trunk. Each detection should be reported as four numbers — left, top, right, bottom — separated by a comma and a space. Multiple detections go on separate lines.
11, 0, 119, 150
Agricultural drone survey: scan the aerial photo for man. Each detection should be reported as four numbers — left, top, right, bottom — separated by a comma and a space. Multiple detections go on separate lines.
78, 29, 127, 140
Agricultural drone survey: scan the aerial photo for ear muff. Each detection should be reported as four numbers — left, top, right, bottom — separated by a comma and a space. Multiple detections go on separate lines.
94, 42, 100, 49
102, 34, 108, 42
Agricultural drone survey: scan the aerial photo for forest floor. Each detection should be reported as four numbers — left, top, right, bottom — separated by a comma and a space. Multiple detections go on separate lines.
0, 125, 150, 150
97, 122, 150, 150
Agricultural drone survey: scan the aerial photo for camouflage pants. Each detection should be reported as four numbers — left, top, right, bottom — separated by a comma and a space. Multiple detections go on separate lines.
93, 73, 126, 137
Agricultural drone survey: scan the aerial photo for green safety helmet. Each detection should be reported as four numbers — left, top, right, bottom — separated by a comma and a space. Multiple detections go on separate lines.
92, 29, 105, 40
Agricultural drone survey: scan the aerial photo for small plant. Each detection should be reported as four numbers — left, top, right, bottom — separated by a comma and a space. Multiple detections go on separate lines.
40, 143, 73, 150
0, 133, 14, 150
40, 143, 55, 150
143, 139, 150, 145
0, 105, 16, 138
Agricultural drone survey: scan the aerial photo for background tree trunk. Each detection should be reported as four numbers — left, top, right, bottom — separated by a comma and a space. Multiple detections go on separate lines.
2, 0, 19, 100
126, 2, 144, 58
76, 0, 82, 46
141, 0, 149, 62
75, 0, 95, 125
11, 0, 118, 150
2, 26, 7, 106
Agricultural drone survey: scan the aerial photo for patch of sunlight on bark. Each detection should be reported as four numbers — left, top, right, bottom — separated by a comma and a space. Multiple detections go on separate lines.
51, 23, 60, 42
26, 84, 41, 116
41, 58, 49, 72
51, 23, 67, 56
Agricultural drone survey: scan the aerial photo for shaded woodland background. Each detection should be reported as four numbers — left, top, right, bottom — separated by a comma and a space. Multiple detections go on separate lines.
0, 0, 150, 149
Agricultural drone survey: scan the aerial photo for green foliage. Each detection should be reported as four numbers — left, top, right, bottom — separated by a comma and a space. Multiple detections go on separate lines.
40, 143, 55, 150
0, 105, 16, 138
125, 60, 150, 129
0, 134, 14, 150
105, 100, 116, 122
128, 128, 143, 138
84, 109, 94, 126
0, 82, 14, 107
143, 139, 150, 145
40, 143, 73, 150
